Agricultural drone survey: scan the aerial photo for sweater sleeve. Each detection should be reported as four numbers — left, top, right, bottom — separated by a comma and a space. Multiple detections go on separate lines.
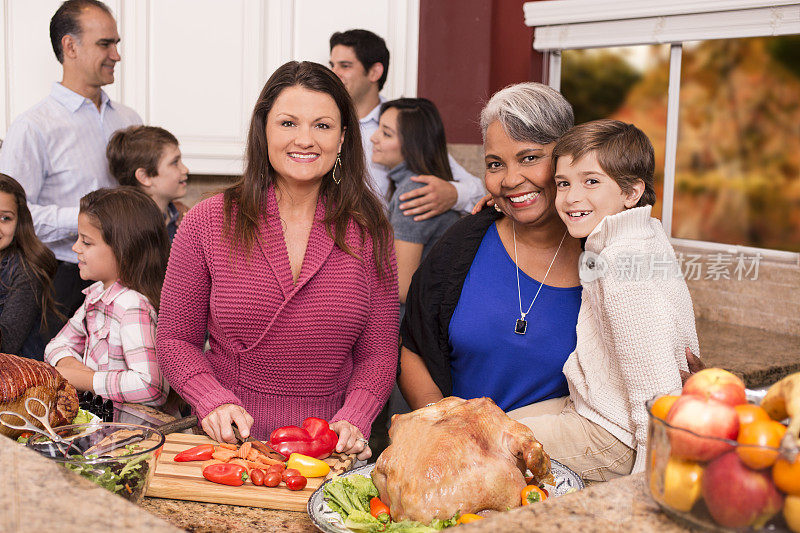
592, 245, 691, 473
330, 235, 399, 438
156, 202, 243, 419
0, 262, 41, 355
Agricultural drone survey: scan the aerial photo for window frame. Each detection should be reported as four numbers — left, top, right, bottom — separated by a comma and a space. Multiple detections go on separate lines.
525, 0, 800, 263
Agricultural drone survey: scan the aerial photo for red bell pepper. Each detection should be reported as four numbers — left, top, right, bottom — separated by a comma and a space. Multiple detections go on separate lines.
173, 443, 215, 462
269, 417, 338, 460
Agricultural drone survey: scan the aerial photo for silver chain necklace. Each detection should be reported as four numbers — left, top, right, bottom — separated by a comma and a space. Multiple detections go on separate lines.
512, 221, 567, 335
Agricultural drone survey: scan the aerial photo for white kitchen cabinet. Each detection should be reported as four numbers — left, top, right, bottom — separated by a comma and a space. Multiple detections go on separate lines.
0, 0, 419, 174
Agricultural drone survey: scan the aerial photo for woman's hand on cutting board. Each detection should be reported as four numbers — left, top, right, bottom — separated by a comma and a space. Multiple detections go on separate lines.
330, 420, 372, 461
201, 403, 254, 443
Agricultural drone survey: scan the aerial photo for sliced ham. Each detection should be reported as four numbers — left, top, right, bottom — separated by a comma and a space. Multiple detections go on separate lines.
0, 353, 79, 438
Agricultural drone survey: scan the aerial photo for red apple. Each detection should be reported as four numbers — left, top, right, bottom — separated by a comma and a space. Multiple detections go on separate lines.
702, 451, 783, 529
666, 394, 739, 461
682, 368, 746, 407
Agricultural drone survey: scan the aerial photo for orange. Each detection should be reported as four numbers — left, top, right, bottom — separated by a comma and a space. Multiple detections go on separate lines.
736, 420, 786, 470
734, 404, 771, 426
774, 454, 800, 495
651, 395, 680, 421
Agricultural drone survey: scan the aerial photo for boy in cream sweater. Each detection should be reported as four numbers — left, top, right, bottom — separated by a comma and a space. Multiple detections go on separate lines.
515, 120, 698, 480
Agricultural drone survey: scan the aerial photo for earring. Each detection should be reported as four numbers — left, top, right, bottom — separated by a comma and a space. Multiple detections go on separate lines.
493, 202, 503, 214
332, 152, 342, 185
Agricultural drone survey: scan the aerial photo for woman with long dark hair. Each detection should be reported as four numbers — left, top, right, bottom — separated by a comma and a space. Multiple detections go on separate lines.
0, 174, 59, 359
156, 62, 398, 459
370, 98, 459, 315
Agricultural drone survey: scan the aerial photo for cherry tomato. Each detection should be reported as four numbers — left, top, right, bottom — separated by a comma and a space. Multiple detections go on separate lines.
266, 463, 286, 474
250, 469, 265, 486
773, 454, 800, 495
521, 485, 548, 505
282, 468, 301, 482
285, 475, 307, 491
734, 404, 771, 427
264, 471, 282, 487
736, 420, 786, 470
202, 463, 248, 486
651, 395, 680, 421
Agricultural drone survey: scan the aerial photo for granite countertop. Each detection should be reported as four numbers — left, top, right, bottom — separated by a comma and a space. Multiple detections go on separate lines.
464, 473, 688, 532
0, 433, 179, 532
696, 318, 800, 388
141, 473, 691, 533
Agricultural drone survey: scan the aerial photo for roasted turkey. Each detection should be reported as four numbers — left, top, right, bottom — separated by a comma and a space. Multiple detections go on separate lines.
372, 396, 551, 522
0, 353, 79, 438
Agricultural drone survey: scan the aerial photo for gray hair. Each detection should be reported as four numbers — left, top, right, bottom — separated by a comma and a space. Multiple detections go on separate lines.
480, 82, 574, 145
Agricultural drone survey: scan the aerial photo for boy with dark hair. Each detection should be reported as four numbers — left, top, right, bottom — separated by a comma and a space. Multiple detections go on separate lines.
514, 119, 699, 478
106, 126, 189, 243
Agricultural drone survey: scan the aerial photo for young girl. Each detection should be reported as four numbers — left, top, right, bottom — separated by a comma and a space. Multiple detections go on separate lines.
0, 174, 59, 360
45, 187, 170, 406
370, 98, 460, 318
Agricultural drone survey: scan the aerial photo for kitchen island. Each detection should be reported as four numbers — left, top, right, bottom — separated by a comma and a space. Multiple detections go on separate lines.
140, 472, 688, 532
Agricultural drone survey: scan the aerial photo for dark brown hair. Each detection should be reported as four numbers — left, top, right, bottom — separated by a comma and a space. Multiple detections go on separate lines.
0, 174, 60, 329
329, 30, 390, 90
223, 61, 392, 277
50, 0, 113, 63
552, 119, 656, 207
380, 98, 452, 182
79, 187, 170, 310
106, 126, 179, 187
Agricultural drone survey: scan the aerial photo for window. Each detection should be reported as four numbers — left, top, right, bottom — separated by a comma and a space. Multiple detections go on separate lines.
561, 45, 669, 219
525, 0, 800, 260
673, 36, 800, 252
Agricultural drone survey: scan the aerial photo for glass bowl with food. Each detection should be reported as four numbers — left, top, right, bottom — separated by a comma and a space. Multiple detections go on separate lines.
646, 394, 799, 532
27, 422, 165, 504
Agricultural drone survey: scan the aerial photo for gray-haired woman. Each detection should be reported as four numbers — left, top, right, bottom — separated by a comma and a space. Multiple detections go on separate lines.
398, 82, 636, 481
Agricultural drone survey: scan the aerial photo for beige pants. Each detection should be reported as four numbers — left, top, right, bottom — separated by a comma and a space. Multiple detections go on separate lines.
508, 396, 635, 483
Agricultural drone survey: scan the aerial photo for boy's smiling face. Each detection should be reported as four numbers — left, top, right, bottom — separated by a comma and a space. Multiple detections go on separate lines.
554, 151, 643, 238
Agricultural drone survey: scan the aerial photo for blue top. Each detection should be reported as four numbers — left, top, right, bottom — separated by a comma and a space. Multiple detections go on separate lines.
448, 223, 582, 411
388, 162, 460, 319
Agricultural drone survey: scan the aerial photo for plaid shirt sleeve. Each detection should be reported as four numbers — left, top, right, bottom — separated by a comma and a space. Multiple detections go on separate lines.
44, 303, 89, 368
92, 305, 169, 406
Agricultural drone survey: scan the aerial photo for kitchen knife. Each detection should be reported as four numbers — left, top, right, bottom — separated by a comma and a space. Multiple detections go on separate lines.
231, 423, 282, 459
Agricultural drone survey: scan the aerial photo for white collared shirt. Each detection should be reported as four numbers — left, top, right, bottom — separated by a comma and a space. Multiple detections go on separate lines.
0, 82, 141, 262
360, 96, 486, 212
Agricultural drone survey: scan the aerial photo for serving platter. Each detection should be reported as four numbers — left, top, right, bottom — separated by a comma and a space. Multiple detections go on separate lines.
307, 460, 585, 533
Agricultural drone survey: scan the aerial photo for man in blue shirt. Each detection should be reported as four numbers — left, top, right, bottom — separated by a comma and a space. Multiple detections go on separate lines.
0, 0, 141, 338
329, 29, 485, 220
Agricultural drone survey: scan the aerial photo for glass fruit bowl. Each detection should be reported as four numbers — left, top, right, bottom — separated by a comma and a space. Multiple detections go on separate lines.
646, 397, 797, 532
27, 422, 165, 504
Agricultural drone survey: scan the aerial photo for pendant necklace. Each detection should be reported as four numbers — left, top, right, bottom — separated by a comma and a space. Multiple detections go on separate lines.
513, 222, 567, 335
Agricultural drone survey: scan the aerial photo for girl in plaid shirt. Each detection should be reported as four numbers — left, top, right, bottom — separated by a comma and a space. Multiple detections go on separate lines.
45, 187, 170, 406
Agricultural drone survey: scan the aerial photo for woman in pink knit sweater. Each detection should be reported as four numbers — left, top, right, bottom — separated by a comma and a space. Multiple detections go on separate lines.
156, 62, 398, 460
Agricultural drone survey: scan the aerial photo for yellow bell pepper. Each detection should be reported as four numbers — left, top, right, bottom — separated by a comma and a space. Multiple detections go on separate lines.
286, 452, 330, 478
456, 513, 484, 524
